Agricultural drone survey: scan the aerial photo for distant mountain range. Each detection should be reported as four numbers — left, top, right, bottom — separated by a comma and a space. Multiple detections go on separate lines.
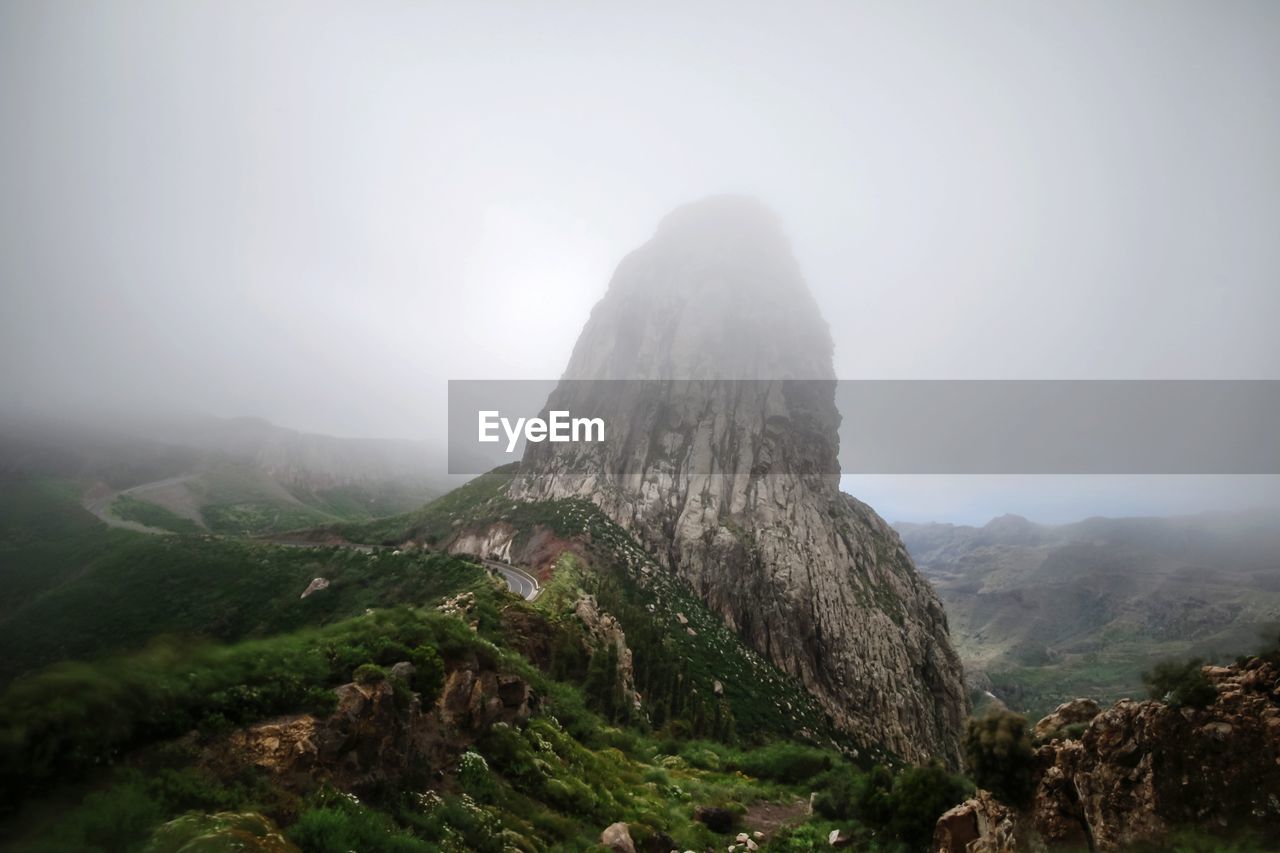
897, 510, 1280, 716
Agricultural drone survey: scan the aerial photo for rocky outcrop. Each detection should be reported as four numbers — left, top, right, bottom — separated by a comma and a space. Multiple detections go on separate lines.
933, 791, 1028, 853
299, 577, 329, 599
511, 196, 966, 765
1032, 698, 1101, 742
448, 522, 518, 563
573, 594, 640, 710
936, 656, 1280, 851
211, 658, 536, 797
1034, 657, 1280, 849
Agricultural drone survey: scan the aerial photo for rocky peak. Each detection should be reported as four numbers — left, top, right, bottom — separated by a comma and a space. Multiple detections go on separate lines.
513, 198, 967, 765
561, 195, 832, 382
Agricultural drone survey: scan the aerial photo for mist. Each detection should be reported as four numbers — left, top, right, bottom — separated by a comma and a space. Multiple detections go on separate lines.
3, 0, 1279, 523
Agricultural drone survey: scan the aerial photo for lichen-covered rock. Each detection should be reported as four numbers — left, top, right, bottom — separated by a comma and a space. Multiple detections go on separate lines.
512, 196, 966, 765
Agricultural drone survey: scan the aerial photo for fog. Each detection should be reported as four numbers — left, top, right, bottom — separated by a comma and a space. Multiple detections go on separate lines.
3, 1, 1279, 523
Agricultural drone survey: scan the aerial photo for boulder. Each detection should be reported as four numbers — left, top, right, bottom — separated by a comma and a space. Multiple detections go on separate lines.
600, 821, 636, 853
933, 790, 1027, 852
299, 577, 329, 598
1033, 698, 1101, 741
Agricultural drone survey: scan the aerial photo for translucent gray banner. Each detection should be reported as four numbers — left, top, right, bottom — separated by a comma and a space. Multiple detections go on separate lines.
448, 380, 1280, 475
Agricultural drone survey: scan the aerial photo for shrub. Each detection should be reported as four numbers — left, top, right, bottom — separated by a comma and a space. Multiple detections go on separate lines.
408, 646, 445, 702
457, 750, 498, 803
883, 764, 971, 851
964, 711, 1035, 809
813, 763, 969, 852
353, 663, 388, 686
1143, 658, 1217, 709
811, 766, 860, 820
731, 741, 835, 784
289, 802, 433, 853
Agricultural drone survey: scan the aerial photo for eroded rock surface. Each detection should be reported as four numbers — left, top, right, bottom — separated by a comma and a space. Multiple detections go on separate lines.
937, 656, 1280, 851
511, 196, 966, 764
1032, 698, 1101, 742
934, 790, 1028, 853
211, 657, 536, 797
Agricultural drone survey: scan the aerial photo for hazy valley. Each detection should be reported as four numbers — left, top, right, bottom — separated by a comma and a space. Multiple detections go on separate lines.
898, 511, 1280, 717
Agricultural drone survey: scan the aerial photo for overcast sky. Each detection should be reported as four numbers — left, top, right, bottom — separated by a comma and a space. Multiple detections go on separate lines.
2, 1, 1278, 523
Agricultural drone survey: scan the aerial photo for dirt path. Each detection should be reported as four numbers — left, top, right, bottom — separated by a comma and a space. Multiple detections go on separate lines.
743, 798, 810, 839
82, 482, 170, 534
81, 474, 206, 534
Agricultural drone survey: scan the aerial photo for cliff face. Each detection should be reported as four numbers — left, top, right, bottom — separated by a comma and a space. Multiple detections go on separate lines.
511, 196, 966, 765
935, 655, 1280, 851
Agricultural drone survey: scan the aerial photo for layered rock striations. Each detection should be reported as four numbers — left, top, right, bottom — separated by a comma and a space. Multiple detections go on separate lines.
511, 196, 966, 765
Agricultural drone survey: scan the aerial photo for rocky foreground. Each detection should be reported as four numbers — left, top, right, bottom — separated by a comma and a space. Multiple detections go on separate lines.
935, 655, 1280, 851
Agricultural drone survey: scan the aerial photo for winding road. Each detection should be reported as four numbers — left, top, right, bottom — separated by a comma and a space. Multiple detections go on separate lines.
482, 559, 542, 601
79, 478, 543, 602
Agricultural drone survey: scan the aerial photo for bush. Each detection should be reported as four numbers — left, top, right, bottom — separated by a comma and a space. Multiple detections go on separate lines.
408, 646, 445, 702
290, 801, 433, 853
1143, 658, 1217, 709
353, 663, 388, 686
964, 711, 1035, 809
457, 750, 499, 803
811, 766, 860, 820
813, 762, 969, 853
884, 764, 971, 851
731, 741, 835, 784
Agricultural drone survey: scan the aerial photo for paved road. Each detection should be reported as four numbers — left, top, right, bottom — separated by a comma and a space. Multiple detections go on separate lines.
482, 559, 541, 601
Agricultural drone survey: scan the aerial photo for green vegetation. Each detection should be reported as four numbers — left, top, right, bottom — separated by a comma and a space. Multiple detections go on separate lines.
0, 596, 909, 852
341, 471, 864, 752
963, 711, 1035, 809
110, 494, 201, 533
1142, 658, 1217, 709
0, 531, 487, 685
0, 478, 126, 621
0, 470, 989, 851
0, 608, 468, 801
808, 762, 970, 851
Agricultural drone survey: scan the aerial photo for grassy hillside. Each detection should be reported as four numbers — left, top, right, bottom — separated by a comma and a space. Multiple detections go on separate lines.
0, 477, 489, 686
0, 472, 979, 852
2, 470, 1273, 850
0, 604, 932, 852
333, 466, 870, 755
